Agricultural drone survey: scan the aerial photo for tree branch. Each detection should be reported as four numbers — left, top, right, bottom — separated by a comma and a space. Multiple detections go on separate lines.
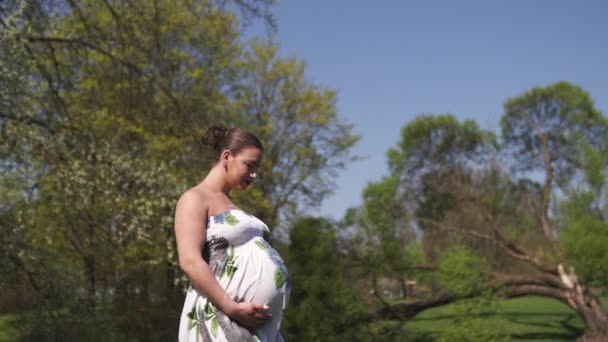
418, 217, 557, 274
503, 284, 569, 303
0, 112, 53, 132
342, 282, 570, 331
493, 272, 568, 290
23, 35, 181, 110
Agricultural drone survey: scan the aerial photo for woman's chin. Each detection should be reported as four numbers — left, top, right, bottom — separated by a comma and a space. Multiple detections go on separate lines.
233, 182, 250, 190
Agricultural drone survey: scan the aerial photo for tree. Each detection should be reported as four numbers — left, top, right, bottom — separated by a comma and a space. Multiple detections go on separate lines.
501, 81, 606, 252
1, 0, 361, 339
233, 40, 360, 235
283, 217, 366, 341
0, 0, 270, 339
349, 83, 608, 340
343, 175, 424, 303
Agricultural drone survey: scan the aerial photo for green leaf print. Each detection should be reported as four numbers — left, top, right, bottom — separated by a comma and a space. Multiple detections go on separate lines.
224, 213, 240, 225
187, 305, 198, 330
225, 264, 237, 278
254, 240, 268, 251
222, 246, 238, 278
187, 305, 197, 320
189, 318, 197, 330
274, 267, 286, 289
210, 317, 219, 337
204, 302, 216, 320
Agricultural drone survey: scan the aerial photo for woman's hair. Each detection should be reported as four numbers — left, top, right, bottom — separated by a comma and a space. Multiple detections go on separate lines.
201, 126, 263, 163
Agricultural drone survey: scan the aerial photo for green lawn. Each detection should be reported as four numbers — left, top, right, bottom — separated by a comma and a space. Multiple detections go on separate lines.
405, 296, 608, 341
1, 296, 606, 341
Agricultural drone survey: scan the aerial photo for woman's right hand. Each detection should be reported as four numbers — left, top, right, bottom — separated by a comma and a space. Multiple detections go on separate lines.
226, 301, 272, 331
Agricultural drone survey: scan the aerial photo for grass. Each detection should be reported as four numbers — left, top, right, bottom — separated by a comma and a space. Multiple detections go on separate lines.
0, 313, 20, 342
405, 296, 608, 341
1, 296, 607, 341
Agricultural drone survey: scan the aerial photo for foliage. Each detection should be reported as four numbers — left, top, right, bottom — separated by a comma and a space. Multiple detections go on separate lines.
437, 246, 492, 297
501, 82, 604, 184
234, 40, 359, 231
387, 114, 496, 176
348, 82, 608, 338
283, 217, 366, 341
0, 0, 359, 340
437, 296, 510, 342
560, 192, 608, 287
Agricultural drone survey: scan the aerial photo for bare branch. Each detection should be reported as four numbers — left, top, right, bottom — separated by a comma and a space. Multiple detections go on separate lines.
418, 217, 557, 274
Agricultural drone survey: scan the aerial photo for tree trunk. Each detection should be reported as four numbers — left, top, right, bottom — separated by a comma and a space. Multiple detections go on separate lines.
569, 288, 608, 341
84, 254, 96, 314
497, 270, 608, 340
557, 267, 608, 340
506, 287, 608, 340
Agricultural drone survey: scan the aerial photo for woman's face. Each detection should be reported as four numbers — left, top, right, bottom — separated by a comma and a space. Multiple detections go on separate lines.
224, 147, 262, 190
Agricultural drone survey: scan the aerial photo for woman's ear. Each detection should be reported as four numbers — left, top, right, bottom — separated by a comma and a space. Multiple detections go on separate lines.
221, 149, 231, 160
221, 149, 231, 171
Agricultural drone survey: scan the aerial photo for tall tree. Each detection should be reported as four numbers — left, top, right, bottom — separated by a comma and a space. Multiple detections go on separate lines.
355, 83, 608, 340
233, 40, 360, 234
501, 81, 605, 253
0, 0, 269, 339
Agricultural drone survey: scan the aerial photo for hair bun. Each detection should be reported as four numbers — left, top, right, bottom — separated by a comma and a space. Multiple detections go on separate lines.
201, 125, 229, 148
199, 126, 263, 164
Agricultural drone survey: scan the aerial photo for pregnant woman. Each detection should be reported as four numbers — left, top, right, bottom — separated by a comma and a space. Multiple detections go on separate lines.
175, 126, 290, 341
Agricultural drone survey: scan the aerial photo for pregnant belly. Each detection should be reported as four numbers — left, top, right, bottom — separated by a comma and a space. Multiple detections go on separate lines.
222, 238, 289, 310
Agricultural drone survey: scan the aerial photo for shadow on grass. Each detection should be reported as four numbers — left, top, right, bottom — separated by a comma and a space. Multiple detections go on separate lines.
401, 330, 436, 342
509, 331, 581, 341
506, 313, 583, 341
414, 311, 575, 322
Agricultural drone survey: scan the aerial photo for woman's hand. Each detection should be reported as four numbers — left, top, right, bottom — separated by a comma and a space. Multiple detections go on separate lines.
225, 301, 271, 331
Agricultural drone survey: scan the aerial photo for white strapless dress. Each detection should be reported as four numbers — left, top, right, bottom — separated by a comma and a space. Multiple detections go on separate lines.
178, 210, 290, 342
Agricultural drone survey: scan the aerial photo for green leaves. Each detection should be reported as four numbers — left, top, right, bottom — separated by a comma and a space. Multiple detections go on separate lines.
437, 296, 509, 342
0, 0, 286, 340
388, 114, 496, 175
233, 40, 360, 227
437, 246, 492, 297
283, 217, 365, 341
559, 192, 608, 286
501, 81, 605, 182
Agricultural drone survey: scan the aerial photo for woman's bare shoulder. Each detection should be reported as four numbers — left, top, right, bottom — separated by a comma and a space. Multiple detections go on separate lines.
176, 186, 211, 215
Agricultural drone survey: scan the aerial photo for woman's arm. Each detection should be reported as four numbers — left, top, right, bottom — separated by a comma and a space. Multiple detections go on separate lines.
174, 191, 269, 329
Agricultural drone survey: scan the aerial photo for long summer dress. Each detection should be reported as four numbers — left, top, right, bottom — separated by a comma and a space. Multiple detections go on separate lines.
178, 209, 290, 342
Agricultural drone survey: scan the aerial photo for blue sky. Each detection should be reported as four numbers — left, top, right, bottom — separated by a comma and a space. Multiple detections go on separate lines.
253, 1, 608, 219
